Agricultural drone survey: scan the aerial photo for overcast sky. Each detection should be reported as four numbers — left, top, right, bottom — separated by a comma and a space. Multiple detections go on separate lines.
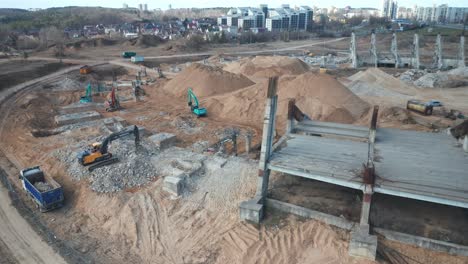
1, 0, 467, 10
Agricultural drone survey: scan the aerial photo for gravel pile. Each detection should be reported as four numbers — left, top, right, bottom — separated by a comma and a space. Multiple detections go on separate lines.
55, 138, 158, 193
398, 69, 426, 84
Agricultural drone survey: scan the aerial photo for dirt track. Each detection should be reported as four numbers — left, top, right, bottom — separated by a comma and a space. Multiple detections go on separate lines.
0, 183, 67, 264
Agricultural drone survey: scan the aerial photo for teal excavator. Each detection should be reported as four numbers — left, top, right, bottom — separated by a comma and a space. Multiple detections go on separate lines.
187, 88, 207, 117
80, 83, 92, 103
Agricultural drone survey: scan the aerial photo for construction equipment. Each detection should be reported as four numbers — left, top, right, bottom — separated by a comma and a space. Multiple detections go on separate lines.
122, 51, 137, 58
79, 65, 91, 74
406, 100, 433, 116
77, 126, 140, 171
187, 88, 207, 117
105, 86, 121, 112
80, 83, 92, 103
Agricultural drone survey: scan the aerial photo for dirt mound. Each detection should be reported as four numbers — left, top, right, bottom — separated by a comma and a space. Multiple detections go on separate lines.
163, 63, 255, 97
347, 68, 416, 97
224, 56, 310, 78
125, 35, 166, 47
205, 72, 370, 129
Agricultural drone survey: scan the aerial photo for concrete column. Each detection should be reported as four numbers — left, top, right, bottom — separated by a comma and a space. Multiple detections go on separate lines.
286, 99, 296, 134
391, 32, 400, 68
256, 76, 279, 198
413, 34, 420, 69
244, 134, 252, 154
370, 33, 378, 68
360, 191, 372, 225
241, 77, 279, 223
435, 34, 443, 70
350, 32, 358, 69
459, 36, 465, 68
463, 135, 468, 153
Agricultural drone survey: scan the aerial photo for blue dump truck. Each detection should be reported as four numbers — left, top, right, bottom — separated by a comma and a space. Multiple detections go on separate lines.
19, 166, 64, 212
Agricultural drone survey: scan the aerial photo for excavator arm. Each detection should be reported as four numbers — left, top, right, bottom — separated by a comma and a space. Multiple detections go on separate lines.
187, 88, 199, 109
100, 125, 140, 154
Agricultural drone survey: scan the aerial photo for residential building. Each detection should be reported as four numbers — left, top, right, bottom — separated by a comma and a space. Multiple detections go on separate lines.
382, 0, 398, 19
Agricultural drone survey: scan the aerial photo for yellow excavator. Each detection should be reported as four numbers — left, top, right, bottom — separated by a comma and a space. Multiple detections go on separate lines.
77, 126, 140, 171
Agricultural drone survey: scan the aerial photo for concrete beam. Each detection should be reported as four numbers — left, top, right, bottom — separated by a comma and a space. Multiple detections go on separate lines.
374, 228, 468, 257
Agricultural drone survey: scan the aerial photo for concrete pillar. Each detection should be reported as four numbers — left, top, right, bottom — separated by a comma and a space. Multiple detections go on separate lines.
459, 36, 465, 68
463, 135, 468, 153
350, 32, 358, 69
370, 33, 378, 68
391, 32, 400, 68
232, 133, 237, 156
241, 77, 279, 223
435, 34, 443, 70
360, 191, 372, 225
244, 134, 252, 154
286, 99, 295, 134
413, 34, 420, 69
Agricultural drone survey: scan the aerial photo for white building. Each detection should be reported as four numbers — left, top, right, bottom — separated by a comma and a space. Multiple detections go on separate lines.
382, 0, 398, 19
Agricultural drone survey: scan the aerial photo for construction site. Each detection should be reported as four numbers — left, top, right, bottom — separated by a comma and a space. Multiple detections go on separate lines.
0, 32, 468, 264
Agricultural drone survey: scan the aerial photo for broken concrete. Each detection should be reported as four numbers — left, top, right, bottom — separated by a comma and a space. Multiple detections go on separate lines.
149, 133, 176, 150
239, 196, 263, 223
348, 225, 377, 260
163, 175, 185, 196
54, 111, 101, 126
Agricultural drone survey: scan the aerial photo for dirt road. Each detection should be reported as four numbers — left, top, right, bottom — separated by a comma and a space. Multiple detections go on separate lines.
0, 182, 67, 264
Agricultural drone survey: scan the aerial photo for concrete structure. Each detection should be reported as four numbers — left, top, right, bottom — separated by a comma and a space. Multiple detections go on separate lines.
370, 33, 378, 68
391, 32, 400, 68
54, 111, 101, 126
459, 36, 465, 68
382, 0, 398, 19
149, 133, 176, 150
350, 32, 358, 69
241, 80, 468, 258
163, 175, 185, 196
412, 33, 420, 69
435, 34, 443, 70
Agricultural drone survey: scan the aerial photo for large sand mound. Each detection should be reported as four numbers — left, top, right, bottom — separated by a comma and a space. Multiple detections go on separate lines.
163, 63, 255, 97
205, 72, 370, 128
346, 68, 416, 97
224, 56, 310, 78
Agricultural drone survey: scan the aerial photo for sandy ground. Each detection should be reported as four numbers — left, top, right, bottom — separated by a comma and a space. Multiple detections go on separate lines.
0, 177, 67, 264
0, 38, 467, 264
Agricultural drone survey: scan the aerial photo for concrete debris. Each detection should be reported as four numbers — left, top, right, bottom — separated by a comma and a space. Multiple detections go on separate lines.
163, 175, 185, 196
34, 181, 53, 192
414, 72, 449, 88
149, 133, 176, 150
190, 140, 209, 153
448, 67, 468, 77
398, 69, 426, 84
171, 116, 204, 134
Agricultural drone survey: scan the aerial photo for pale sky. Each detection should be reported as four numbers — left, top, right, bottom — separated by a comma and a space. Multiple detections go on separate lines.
1, 0, 467, 10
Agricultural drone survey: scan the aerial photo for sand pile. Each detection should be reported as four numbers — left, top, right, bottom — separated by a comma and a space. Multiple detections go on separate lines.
347, 68, 416, 97
163, 63, 255, 97
224, 56, 310, 78
205, 72, 370, 128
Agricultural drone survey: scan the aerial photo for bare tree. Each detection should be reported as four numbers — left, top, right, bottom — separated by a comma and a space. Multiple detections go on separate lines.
39, 26, 65, 61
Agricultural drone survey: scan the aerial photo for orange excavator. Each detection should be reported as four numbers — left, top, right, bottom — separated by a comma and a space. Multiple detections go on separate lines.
105, 86, 121, 112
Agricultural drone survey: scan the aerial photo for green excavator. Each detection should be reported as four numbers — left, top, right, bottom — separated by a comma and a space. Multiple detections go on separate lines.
80, 83, 92, 103
187, 88, 207, 117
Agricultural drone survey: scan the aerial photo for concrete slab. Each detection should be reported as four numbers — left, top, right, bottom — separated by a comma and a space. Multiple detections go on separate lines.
149, 133, 176, 150
348, 225, 377, 260
240, 196, 264, 223
60, 102, 101, 114
163, 175, 185, 196
54, 111, 101, 126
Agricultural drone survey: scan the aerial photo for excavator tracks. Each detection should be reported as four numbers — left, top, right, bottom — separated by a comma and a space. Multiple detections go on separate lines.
88, 157, 119, 172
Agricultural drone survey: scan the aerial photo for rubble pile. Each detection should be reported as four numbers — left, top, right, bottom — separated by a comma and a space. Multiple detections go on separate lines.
55, 138, 158, 193
398, 69, 426, 83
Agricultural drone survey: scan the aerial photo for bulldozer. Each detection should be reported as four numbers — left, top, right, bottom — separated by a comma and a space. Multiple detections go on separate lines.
77, 126, 140, 171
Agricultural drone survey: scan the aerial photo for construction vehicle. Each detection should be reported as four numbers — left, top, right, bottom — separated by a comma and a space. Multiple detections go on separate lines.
131, 56, 144, 63
407, 100, 433, 115
77, 126, 140, 171
122, 51, 137, 58
188, 88, 207, 117
20, 166, 64, 212
79, 65, 91, 74
105, 86, 121, 112
80, 83, 92, 103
